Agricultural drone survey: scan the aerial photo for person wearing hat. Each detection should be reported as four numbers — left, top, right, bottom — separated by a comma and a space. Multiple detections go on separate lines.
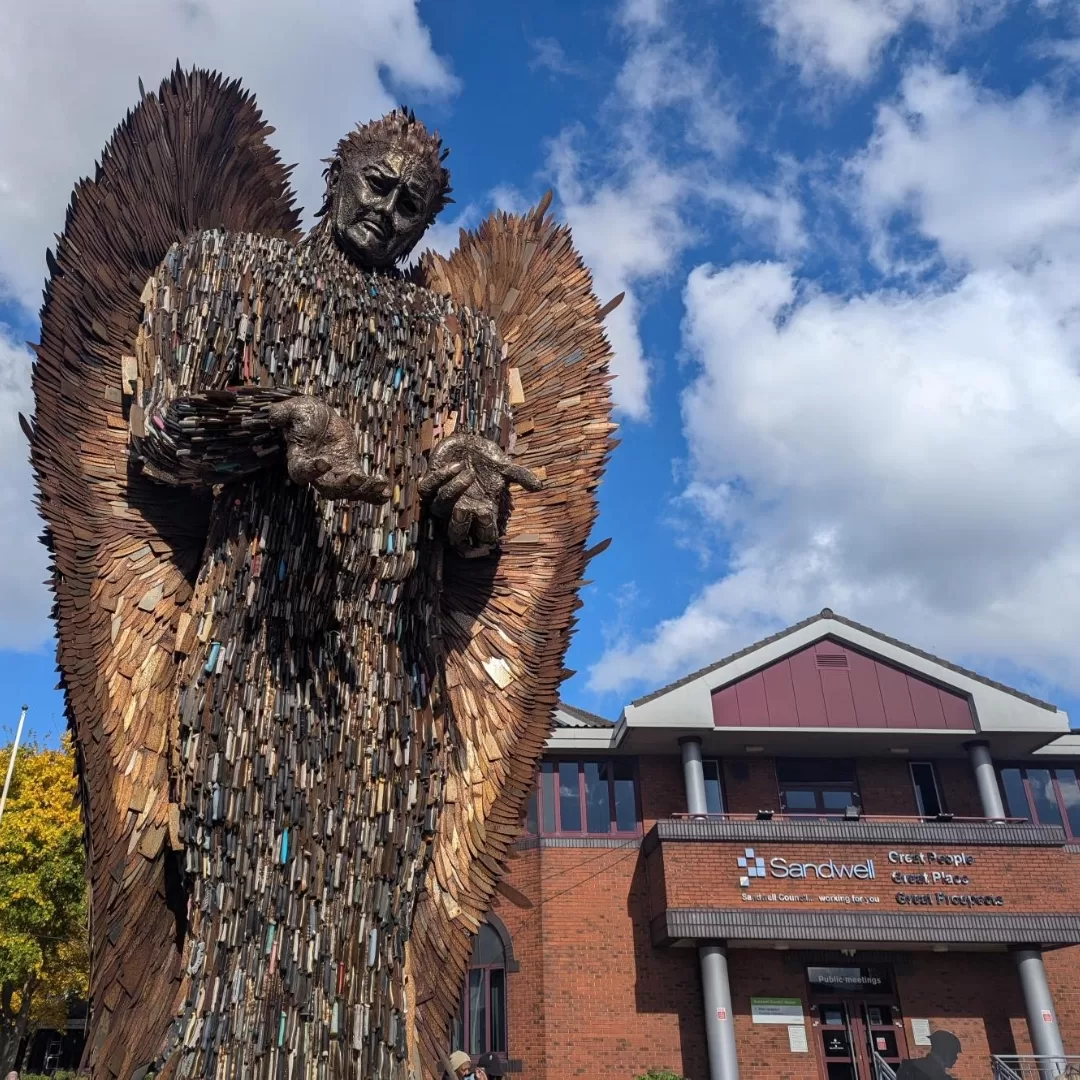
448, 1050, 488, 1080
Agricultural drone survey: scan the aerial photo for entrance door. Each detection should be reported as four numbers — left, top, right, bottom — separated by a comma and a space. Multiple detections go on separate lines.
814, 1000, 908, 1080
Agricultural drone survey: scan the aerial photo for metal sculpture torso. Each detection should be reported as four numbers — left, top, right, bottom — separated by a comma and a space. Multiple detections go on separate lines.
135, 228, 505, 1078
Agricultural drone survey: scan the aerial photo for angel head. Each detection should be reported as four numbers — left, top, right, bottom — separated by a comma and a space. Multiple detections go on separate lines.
319, 107, 452, 270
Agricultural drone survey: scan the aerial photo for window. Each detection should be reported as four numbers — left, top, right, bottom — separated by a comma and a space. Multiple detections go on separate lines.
452, 922, 508, 1058
776, 759, 860, 816
909, 762, 944, 817
703, 759, 725, 814
998, 766, 1080, 839
524, 759, 640, 836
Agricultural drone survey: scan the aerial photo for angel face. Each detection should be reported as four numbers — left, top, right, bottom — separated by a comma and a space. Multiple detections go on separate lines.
329, 149, 439, 270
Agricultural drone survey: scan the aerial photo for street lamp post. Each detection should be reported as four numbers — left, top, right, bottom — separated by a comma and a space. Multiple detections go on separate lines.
0, 705, 29, 832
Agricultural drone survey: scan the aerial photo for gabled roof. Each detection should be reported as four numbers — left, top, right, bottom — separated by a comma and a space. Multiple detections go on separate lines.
629, 608, 1058, 713
554, 702, 612, 729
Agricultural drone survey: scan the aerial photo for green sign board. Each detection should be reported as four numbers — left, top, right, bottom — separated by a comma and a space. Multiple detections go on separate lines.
750, 997, 805, 1025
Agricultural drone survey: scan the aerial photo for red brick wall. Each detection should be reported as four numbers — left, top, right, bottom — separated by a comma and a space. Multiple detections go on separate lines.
893, 952, 1028, 1079
500, 842, 704, 1080
640, 755, 687, 826
727, 951, 817, 1080
1044, 944, 1080, 1055
722, 758, 780, 814
857, 760, 919, 815
935, 759, 985, 818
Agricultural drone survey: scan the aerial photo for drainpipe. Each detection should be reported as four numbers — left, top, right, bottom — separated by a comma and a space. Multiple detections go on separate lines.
964, 741, 1006, 823
700, 943, 740, 1080
680, 737, 709, 819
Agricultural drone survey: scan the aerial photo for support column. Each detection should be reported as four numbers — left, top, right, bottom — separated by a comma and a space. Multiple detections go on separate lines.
700, 943, 740, 1080
1014, 948, 1067, 1076
965, 740, 1006, 822
680, 737, 708, 818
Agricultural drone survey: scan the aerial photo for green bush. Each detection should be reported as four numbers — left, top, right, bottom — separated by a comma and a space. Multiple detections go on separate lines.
635, 1071, 687, 1080
21, 1072, 77, 1080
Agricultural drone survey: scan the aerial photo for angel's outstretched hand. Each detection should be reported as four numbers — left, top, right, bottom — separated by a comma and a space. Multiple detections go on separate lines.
267, 396, 390, 504
419, 433, 543, 557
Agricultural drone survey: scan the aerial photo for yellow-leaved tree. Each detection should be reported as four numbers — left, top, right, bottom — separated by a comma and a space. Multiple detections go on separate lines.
0, 734, 89, 1072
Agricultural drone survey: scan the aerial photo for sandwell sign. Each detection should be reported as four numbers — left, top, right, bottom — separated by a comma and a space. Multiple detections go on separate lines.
735, 848, 1005, 907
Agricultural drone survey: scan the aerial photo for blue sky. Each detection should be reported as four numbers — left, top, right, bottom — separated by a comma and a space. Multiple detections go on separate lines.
2, 0, 1080, 746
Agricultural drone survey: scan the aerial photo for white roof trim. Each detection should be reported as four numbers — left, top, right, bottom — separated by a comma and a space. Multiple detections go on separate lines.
1032, 734, 1080, 757
623, 617, 1070, 735
545, 727, 618, 751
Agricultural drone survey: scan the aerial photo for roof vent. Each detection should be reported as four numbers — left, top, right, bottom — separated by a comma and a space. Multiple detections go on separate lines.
816, 652, 849, 669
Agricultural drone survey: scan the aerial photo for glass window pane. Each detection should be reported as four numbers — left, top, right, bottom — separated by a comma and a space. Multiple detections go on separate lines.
822, 789, 854, 812
558, 761, 582, 832
525, 787, 538, 835
784, 789, 817, 811
910, 762, 942, 817
489, 969, 506, 1053
1028, 769, 1063, 827
703, 760, 724, 814
613, 759, 638, 832
1055, 769, 1080, 838
468, 968, 486, 1056
473, 924, 503, 967
451, 993, 464, 1052
584, 761, 612, 834
1000, 768, 1030, 821
541, 764, 556, 834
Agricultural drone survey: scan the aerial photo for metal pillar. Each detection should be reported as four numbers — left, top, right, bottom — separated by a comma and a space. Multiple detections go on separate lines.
680, 737, 708, 818
965, 740, 1006, 821
1014, 948, 1067, 1076
700, 943, 740, 1080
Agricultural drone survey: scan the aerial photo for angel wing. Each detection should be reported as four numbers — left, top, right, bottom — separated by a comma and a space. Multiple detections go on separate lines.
29, 66, 301, 1078
406, 204, 616, 1078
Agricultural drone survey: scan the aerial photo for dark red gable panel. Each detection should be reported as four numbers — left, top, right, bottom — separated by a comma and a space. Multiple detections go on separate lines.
711, 639, 975, 730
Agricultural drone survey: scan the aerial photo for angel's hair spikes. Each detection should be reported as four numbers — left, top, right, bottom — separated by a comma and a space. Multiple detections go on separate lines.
319, 107, 452, 221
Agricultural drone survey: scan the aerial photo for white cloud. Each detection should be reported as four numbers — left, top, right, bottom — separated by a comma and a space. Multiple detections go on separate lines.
550, 128, 699, 420
0, 0, 457, 312
529, 37, 583, 78
756, 0, 1005, 83
590, 66, 1080, 701
857, 67, 1080, 270
541, 16, 754, 420
0, 328, 51, 650
618, 0, 670, 28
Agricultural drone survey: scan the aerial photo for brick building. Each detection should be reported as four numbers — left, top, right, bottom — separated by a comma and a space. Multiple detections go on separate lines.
450, 610, 1080, 1080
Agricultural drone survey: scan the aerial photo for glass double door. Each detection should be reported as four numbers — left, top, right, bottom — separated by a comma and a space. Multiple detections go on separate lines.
816, 999, 906, 1080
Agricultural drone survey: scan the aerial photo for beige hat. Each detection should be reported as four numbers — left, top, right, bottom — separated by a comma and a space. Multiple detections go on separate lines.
449, 1051, 472, 1074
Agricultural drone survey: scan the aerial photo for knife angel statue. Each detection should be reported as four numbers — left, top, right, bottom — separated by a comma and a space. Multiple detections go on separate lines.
28, 66, 615, 1080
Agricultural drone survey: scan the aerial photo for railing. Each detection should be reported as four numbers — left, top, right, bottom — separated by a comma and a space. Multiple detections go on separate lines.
670, 811, 1033, 824
872, 1051, 898, 1080
992, 1056, 1080, 1080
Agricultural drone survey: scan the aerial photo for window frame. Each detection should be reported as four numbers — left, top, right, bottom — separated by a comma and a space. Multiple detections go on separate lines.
525, 757, 642, 838
996, 762, 1080, 839
908, 761, 945, 818
702, 758, 726, 815
775, 758, 862, 816
451, 920, 514, 1061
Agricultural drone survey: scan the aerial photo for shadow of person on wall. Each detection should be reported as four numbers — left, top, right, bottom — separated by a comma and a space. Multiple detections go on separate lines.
896, 1031, 962, 1080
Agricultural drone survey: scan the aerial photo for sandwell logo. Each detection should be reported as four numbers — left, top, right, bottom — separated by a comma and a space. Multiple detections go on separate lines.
737, 848, 766, 888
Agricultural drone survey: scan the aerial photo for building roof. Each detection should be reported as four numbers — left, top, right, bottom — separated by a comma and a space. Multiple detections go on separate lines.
629, 609, 1058, 713
553, 703, 612, 729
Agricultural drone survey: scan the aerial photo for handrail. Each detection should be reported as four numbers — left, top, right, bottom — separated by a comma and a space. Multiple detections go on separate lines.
669, 811, 1033, 824
992, 1055, 1080, 1080
872, 1051, 898, 1080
